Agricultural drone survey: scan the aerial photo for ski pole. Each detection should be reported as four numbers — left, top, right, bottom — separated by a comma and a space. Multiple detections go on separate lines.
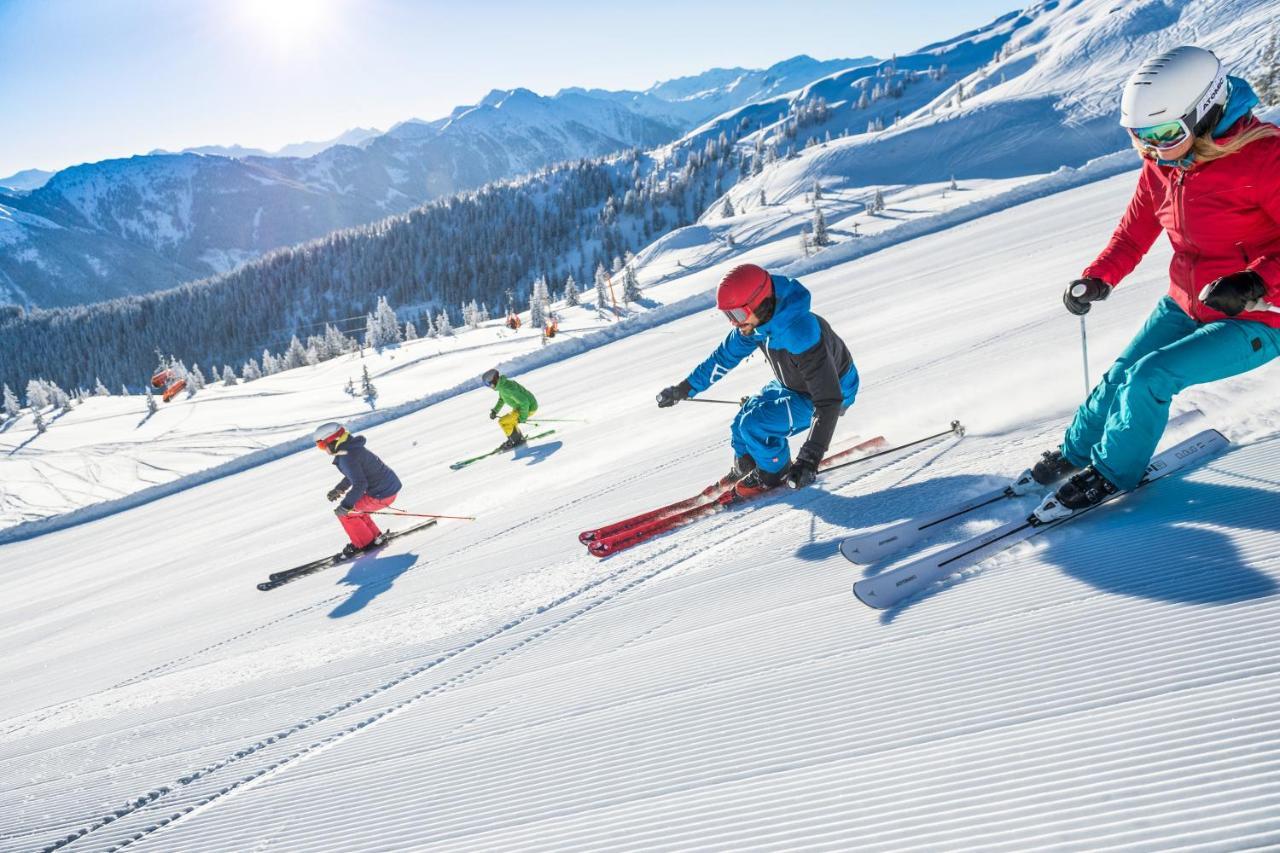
360, 509, 477, 521
527, 418, 588, 423
688, 397, 747, 406
1079, 315, 1091, 398
820, 420, 966, 475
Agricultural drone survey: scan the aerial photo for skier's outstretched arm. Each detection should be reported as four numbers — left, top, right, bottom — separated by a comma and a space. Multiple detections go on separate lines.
656, 329, 755, 408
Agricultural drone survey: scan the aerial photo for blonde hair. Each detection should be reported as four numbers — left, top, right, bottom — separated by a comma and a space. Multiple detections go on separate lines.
1134, 120, 1280, 163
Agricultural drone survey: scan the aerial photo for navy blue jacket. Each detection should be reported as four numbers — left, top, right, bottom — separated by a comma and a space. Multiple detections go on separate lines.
332, 435, 402, 508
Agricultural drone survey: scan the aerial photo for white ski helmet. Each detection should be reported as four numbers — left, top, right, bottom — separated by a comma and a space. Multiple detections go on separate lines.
313, 421, 348, 450
1120, 46, 1228, 148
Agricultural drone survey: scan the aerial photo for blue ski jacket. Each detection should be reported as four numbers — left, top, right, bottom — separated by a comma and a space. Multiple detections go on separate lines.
684, 274, 858, 462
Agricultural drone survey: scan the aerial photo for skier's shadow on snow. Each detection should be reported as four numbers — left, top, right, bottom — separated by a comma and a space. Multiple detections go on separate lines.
513, 439, 562, 466
329, 552, 419, 618
800, 474, 1279, 620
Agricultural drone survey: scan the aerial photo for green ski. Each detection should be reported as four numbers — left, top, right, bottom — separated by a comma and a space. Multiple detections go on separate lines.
449, 429, 556, 470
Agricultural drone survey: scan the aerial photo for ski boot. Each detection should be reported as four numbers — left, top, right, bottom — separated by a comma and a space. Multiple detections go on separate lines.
734, 464, 787, 499
1010, 449, 1081, 496
723, 453, 756, 485
341, 543, 361, 559
500, 428, 527, 451
1032, 466, 1118, 523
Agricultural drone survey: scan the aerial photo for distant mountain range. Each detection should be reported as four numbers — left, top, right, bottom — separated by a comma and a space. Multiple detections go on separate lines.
0, 54, 873, 308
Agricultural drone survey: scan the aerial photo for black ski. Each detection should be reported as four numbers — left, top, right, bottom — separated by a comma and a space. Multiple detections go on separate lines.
257, 519, 438, 591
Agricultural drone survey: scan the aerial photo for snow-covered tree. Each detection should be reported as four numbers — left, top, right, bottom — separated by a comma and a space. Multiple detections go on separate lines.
190, 364, 207, 392
324, 324, 350, 357
530, 276, 549, 327
758, 189, 767, 207
950, 174, 959, 191
812, 206, 832, 247
799, 227, 811, 258
145, 387, 158, 416
344, 377, 356, 397
375, 296, 402, 345
25, 379, 49, 411
812, 180, 823, 200
2, 383, 19, 420
222, 365, 237, 386
261, 350, 279, 375
242, 358, 262, 382
1256, 29, 1279, 106
282, 336, 308, 370
622, 266, 642, 305
870, 189, 886, 213
94, 377, 111, 396
404, 319, 419, 341
463, 300, 479, 329
435, 309, 453, 337
595, 262, 612, 311
34, 407, 47, 433
563, 274, 580, 307
360, 365, 378, 407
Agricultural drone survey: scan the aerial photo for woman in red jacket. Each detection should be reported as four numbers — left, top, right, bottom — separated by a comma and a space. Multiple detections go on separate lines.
1029, 46, 1280, 520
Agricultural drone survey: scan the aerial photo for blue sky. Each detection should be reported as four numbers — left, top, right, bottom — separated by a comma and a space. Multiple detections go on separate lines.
0, 0, 1019, 177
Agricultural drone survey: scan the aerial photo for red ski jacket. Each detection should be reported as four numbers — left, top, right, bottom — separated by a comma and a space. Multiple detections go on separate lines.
1083, 117, 1280, 327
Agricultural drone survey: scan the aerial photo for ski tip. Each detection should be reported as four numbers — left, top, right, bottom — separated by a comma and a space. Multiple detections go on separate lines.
838, 539, 873, 565
578, 531, 596, 544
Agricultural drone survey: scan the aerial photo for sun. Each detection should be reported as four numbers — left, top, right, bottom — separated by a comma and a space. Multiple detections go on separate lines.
237, 0, 336, 54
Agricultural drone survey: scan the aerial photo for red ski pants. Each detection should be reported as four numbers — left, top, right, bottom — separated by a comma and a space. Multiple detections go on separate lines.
339, 493, 397, 548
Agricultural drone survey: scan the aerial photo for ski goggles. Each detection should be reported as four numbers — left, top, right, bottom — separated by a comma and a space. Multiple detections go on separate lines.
316, 429, 345, 450
1129, 119, 1191, 150
720, 279, 771, 327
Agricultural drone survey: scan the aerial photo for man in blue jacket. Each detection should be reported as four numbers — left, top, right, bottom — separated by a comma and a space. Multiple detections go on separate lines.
314, 422, 403, 557
656, 264, 859, 497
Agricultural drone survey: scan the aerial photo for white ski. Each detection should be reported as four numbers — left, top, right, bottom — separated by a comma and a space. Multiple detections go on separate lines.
838, 486, 1018, 566
852, 429, 1229, 610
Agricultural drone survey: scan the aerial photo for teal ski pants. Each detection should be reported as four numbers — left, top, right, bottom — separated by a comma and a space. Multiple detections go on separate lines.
1062, 296, 1280, 489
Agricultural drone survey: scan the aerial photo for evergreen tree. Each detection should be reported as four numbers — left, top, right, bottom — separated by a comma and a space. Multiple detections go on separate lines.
758, 189, 767, 207
404, 319, 419, 341
622, 266, 642, 304
222, 366, 237, 386
563, 275, 580, 307
812, 180, 823, 200
324, 324, 350, 357
344, 377, 356, 397
530, 276, 548, 327
242, 358, 262, 381
871, 189, 886, 213
1256, 29, 1279, 106
283, 336, 308, 370
594, 262, 612, 311
34, 407, 47, 434
721, 196, 735, 218
435, 309, 453, 336
360, 365, 378, 407
373, 296, 402, 346
145, 387, 158, 415
812, 206, 832, 247
463, 300, 479, 329
261, 350, 279, 374
2, 383, 19, 420
950, 174, 959, 191
25, 379, 49, 411
93, 377, 111, 396
799, 227, 811, 258
190, 364, 207, 391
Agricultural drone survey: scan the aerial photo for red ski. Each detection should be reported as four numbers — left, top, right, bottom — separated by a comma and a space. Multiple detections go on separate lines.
578, 436, 887, 545
584, 435, 891, 558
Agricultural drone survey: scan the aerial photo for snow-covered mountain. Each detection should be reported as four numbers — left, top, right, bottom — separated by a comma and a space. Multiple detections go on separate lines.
0, 56, 875, 310
0, 167, 54, 192
150, 126, 385, 160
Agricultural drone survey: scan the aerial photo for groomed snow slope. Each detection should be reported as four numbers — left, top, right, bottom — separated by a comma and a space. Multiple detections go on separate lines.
3, 169, 1280, 850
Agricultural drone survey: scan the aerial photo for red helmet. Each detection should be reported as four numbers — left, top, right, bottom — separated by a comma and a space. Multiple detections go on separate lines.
716, 264, 773, 326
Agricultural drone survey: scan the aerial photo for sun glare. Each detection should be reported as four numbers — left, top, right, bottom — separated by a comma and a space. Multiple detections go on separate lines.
237, 0, 336, 54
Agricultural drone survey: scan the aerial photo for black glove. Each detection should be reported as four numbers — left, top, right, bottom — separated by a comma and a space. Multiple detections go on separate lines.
656, 380, 692, 409
1063, 277, 1110, 316
489, 409, 499, 420
1200, 270, 1266, 317
326, 486, 347, 502
786, 449, 821, 490
334, 505, 351, 517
